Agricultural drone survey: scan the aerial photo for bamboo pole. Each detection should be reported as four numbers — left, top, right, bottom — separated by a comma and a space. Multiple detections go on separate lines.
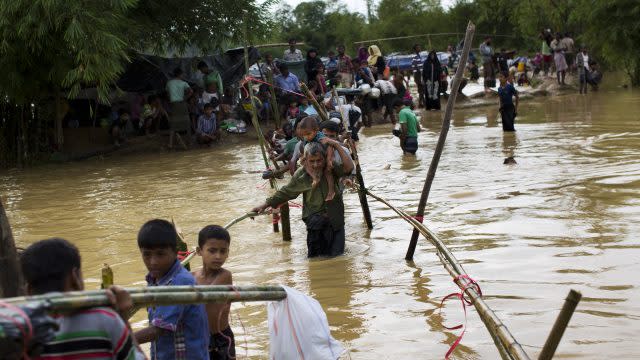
405, 22, 475, 261
353, 32, 515, 45
5, 288, 287, 312
243, 18, 279, 233
254, 42, 306, 49
538, 290, 582, 360
0, 197, 24, 298
364, 188, 530, 360
300, 83, 328, 122
347, 139, 373, 229
5, 285, 287, 304
266, 69, 283, 129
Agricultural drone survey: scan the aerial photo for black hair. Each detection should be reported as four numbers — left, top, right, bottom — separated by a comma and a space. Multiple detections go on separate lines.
288, 38, 296, 43
204, 103, 214, 110
173, 67, 184, 77
197, 61, 208, 70
345, 94, 355, 103
118, 108, 130, 116
21, 238, 81, 294
299, 116, 319, 130
320, 120, 339, 133
198, 225, 230, 248
393, 98, 405, 108
413, 44, 421, 51
278, 63, 288, 72
137, 219, 178, 250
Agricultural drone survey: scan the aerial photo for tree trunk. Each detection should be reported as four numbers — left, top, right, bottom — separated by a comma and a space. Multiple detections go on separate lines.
0, 197, 24, 298
55, 89, 64, 151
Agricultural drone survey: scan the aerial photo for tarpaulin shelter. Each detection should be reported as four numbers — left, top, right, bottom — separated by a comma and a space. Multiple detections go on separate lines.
116, 47, 261, 93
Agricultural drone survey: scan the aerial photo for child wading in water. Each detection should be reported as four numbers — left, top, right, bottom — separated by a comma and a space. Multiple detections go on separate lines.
298, 116, 336, 201
193, 225, 236, 360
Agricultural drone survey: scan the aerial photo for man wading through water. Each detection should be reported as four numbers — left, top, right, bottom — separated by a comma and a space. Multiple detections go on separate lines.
252, 140, 354, 257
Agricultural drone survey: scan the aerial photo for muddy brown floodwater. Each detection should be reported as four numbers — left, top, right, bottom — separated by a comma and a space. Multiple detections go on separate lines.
2, 87, 639, 359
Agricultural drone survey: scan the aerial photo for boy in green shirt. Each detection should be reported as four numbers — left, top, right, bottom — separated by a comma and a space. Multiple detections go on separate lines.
394, 99, 420, 154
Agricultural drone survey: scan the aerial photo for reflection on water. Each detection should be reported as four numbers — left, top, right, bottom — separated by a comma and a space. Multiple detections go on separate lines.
2, 90, 639, 359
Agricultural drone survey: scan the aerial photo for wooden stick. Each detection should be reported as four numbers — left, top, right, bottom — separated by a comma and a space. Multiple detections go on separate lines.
353, 32, 515, 45
243, 19, 279, 233
265, 68, 283, 129
5, 288, 287, 311
364, 188, 530, 360
405, 21, 475, 261
300, 82, 328, 122
0, 197, 24, 297
254, 42, 306, 49
538, 290, 582, 360
347, 139, 373, 229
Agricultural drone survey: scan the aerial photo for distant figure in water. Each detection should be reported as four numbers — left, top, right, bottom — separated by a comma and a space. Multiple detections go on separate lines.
503, 157, 517, 165
497, 73, 519, 132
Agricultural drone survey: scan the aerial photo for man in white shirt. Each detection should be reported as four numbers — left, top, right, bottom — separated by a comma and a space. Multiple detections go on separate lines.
283, 38, 303, 62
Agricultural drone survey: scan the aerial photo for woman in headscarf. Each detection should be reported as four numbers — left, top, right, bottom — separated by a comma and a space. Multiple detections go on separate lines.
367, 45, 386, 80
304, 48, 323, 83
422, 50, 442, 110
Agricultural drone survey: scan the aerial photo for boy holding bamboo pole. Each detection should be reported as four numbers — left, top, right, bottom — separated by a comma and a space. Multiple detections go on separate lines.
20, 238, 146, 359
134, 219, 209, 360
193, 225, 236, 360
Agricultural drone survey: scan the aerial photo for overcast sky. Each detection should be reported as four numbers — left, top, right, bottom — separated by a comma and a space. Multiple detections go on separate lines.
281, 0, 456, 14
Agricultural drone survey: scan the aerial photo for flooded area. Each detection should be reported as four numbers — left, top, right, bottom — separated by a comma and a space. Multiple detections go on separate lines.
2, 88, 639, 359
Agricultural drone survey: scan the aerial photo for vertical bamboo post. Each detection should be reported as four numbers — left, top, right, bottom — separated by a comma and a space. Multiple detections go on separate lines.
100, 263, 114, 289
300, 83, 328, 122
405, 22, 475, 261
265, 69, 282, 129
348, 140, 373, 229
243, 17, 279, 233
0, 197, 24, 297
538, 289, 582, 360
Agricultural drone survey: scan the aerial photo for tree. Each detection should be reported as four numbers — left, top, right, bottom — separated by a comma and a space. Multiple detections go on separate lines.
576, 0, 640, 86
0, 0, 272, 165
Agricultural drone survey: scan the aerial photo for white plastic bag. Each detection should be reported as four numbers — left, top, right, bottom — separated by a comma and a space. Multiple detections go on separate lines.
268, 286, 344, 360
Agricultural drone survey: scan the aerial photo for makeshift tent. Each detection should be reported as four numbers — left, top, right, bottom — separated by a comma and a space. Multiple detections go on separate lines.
116, 47, 261, 93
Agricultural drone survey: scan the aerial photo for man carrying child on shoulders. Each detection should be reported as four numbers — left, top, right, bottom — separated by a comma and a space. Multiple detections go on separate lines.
252, 138, 354, 258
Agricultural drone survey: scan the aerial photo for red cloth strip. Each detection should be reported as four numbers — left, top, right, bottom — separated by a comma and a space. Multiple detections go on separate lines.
439, 275, 482, 359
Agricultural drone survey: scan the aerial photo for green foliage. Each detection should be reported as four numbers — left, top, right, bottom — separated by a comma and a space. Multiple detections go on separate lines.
0, 0, 272, 104
576, 0, 640, 85
270, 0, 638, 85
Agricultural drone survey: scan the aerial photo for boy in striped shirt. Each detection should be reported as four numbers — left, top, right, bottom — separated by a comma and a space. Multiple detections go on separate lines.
20, 238, 145, 360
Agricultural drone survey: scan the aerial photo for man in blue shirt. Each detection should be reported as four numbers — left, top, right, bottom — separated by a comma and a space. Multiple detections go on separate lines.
134, 219, 209, 360
274, 64, 301, 119
274, 64, 300, 94
497, 73, 519, 132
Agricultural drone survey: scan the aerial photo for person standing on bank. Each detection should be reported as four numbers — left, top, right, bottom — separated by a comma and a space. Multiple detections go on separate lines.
498, 73, 519, 132
283, 38, 304, 62
166, 67, 193, 149
411, 44, 425, 108
252, 140, 354, 258
479, 37, 495, 92
575, 46, 590, 94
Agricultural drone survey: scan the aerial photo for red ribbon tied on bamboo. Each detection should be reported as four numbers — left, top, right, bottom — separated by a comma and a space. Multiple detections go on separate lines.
439, 274, 482, 359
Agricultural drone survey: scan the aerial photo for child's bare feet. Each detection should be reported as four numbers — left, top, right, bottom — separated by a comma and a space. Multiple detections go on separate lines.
325, 188, 335, 202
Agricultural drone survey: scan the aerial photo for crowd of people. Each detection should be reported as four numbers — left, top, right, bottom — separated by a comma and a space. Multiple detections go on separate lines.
477, 31, 602, 93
